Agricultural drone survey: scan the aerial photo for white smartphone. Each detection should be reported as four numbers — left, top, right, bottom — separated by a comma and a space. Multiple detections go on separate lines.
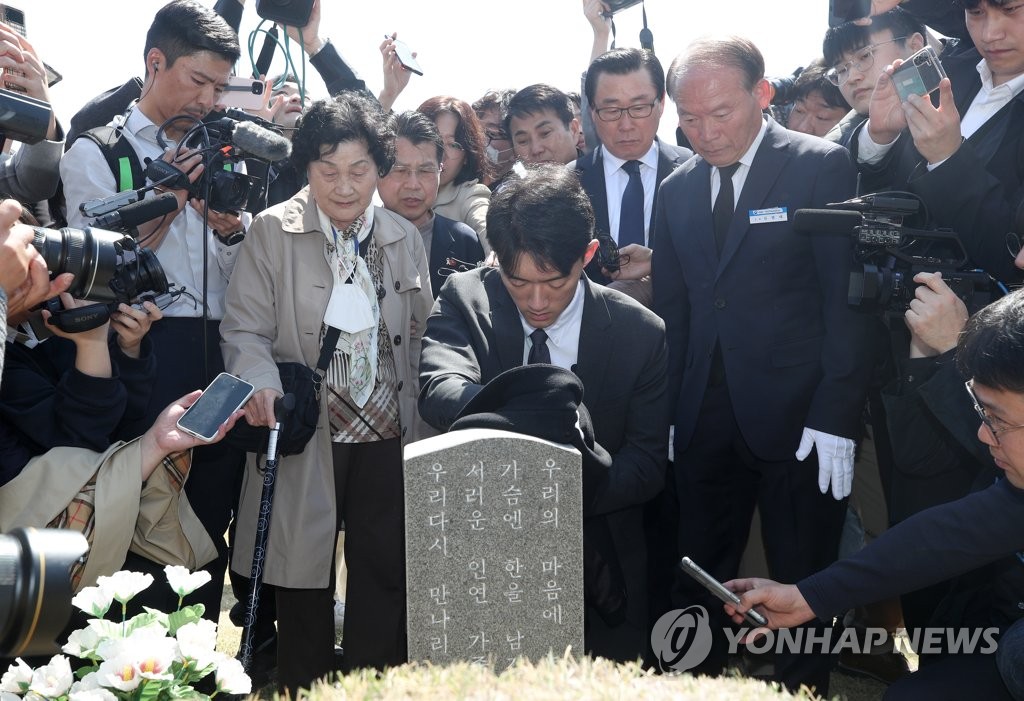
220, 76, 269, 111
0, 5, 25, 93
390, 38, 423, 76
680, 556, 768, 627
176, 373, 255, 442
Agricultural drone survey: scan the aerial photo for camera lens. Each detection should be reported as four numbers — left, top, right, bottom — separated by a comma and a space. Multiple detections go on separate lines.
0, 528, 87, 657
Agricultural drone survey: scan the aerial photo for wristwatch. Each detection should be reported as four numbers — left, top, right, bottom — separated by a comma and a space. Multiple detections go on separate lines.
213, 228, 246, 246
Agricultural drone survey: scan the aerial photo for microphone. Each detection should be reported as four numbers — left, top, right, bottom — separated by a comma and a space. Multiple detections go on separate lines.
232, 120, 292, 162
254, 26, 279, 78
91, 192, 179, 231
792, 208, 862, 237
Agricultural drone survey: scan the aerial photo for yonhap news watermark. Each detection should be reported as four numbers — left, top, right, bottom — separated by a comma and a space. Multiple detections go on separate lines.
651, 606, 1000, 674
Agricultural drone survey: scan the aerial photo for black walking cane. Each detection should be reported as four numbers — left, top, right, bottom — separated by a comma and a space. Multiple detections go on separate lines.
238, 392, 295, 673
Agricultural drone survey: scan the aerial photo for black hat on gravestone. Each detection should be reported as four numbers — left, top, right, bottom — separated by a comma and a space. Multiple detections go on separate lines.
450, 364, 613, 485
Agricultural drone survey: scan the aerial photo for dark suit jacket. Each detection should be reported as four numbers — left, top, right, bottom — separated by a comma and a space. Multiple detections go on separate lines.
853, 48, 1024, 284
418, 268, 669, 653
573, 140, 693, 284
429, 214, 485, 299
653, 118, 871, 461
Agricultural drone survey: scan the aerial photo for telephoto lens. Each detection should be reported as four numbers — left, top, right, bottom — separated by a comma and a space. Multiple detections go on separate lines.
0, 527, 88, 657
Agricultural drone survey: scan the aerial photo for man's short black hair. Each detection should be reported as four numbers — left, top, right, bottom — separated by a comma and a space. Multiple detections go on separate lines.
144, 0, 240, 70
503, 84, 575, 136
823, 7, 925, 68
394, 110, 444, 165
958, 289, 1024, 392
487, 165, 594, 278
585, 48, 666, 105
792, 58, 850, 110
292, 95, 395, 176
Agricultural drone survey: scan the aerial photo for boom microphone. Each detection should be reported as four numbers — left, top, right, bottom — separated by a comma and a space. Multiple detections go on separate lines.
91, 192, 179, 231
232, 120, 292, 162
792, 208, 862, 237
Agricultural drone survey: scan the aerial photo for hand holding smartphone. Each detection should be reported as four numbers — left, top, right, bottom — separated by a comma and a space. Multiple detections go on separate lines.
680, 556, 768, 627
386, 35, 423, 76
176, 373, 255, 442
891, 46, 946, 102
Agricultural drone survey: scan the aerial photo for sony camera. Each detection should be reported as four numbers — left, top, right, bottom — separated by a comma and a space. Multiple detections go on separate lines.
0, 528, 88, 657
794, 194, 993, 317
31, 225, 171, 332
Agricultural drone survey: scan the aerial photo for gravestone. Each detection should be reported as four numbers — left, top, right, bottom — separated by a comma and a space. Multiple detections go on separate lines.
404, 428, 584, 671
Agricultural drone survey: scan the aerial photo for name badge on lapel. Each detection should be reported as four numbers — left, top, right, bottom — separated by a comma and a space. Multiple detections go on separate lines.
748, 206, 788, 224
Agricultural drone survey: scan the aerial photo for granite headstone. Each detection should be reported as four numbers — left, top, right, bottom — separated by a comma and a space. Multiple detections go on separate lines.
404, 428, 584, 670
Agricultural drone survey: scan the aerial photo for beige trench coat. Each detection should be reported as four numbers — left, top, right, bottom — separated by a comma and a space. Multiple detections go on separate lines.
221, 188, 434, 589
433, 179, 492, 254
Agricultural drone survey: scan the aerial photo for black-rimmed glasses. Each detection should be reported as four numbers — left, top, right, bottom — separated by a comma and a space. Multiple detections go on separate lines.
965, 378, 1024, 445
826, 37, 908, 86
594, 102, 658, 122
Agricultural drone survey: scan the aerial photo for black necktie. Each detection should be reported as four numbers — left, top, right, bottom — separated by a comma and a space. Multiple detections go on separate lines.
713, 162, 741, 254
618, 160, 645, 247
528, 328, 551, 364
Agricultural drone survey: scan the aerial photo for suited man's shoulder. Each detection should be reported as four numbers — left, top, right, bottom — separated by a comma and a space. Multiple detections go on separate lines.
434, 213, 483, 246
590, 281, 665, 334
658, 139, 694, 164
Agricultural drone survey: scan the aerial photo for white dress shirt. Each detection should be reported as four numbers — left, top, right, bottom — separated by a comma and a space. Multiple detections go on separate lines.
709, 118, 768, 208
602, 141, 660, 246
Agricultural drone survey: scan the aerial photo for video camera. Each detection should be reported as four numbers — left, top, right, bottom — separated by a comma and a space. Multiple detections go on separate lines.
146, 110, 291, 214
0, 527, 87, 657
794, 193, 993, 317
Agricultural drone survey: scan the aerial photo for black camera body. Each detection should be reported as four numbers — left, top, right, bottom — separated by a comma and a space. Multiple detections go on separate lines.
255, 0, 314, 26
603, 0, 644, 12
795, 194, 993, 317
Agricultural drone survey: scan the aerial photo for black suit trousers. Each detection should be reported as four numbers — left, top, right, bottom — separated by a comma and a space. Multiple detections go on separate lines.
672, 381, 846, 695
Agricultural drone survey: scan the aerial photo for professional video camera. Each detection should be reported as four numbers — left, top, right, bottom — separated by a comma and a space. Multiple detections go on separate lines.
145, 110, 292, 214
794, 193, 994, 317
0, 527, 87, 657
31, 220, 176, 333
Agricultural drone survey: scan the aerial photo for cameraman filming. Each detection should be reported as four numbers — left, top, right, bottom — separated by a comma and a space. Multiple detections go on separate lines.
59, 0, 246, 622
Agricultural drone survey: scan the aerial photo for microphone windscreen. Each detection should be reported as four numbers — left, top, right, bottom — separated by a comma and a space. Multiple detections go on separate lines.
792, 208, 861, 237
232, 120, 292, 162
117, 192, 179, 229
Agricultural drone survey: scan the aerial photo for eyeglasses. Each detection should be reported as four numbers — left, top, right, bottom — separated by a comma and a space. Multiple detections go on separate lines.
388, 164, 442, 180
593, 102, 658, 122
826, 37, 908, 86
485, 129, 510, 144
965, 379, 1024, 445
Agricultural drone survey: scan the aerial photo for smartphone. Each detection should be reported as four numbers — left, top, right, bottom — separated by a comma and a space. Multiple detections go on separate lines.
390, 38, 423, 77
828, 0, 871, 27
219, 76, 269, 111
0, 5, 25, 93
891, 46, 947, 103
176, 373, 255, 443
679, 556, 768, 627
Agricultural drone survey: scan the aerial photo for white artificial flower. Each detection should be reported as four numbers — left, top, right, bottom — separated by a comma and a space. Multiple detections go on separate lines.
163, 566, 212, 598
71, 586, 114, 619
63, 626, 104, 658
23, 692, 46, 701
68, 688, 117, 701
214, 657, 251, 695
96, 571, 154, 605
175, 619, 219, 669
69, 672, 101, 692
132, 638, 177, 681
0, 658, 33, 693
0, 692, 22, 701
28, 655, 73, 697
96, 653, 143, 692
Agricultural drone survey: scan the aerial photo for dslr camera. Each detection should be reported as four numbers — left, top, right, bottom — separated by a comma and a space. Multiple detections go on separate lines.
795, 193, 993, 317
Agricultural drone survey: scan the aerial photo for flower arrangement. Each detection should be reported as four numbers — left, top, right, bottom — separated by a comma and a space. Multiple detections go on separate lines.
0, 566, 251, 701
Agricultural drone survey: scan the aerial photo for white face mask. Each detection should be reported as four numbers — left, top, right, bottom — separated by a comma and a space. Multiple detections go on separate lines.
486, 143, 514, 164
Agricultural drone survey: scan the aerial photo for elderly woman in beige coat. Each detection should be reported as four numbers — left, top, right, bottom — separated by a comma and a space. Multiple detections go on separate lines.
221, 95, 433, 694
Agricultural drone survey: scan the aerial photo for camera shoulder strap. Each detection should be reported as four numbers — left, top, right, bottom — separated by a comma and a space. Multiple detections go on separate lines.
78, 126, 145, 194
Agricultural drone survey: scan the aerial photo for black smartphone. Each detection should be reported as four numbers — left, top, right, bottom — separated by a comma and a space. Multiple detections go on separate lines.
679, 556, 768, 627
891, 46, 947, 102
828, 0, 871, 27
0, 5, 25, 93
176, 373, 254, 443
390, 38, 423, 77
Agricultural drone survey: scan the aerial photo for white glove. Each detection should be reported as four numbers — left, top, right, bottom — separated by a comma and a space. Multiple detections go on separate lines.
795, 427, 855, 500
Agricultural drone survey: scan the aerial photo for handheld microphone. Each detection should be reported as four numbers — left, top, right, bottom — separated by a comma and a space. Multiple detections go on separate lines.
232, 120, 292, 162
91, 192, 179, 231
792, 208, 862, 237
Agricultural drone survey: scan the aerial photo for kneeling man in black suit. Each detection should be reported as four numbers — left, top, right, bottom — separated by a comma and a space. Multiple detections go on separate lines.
418, 164, 670, 663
